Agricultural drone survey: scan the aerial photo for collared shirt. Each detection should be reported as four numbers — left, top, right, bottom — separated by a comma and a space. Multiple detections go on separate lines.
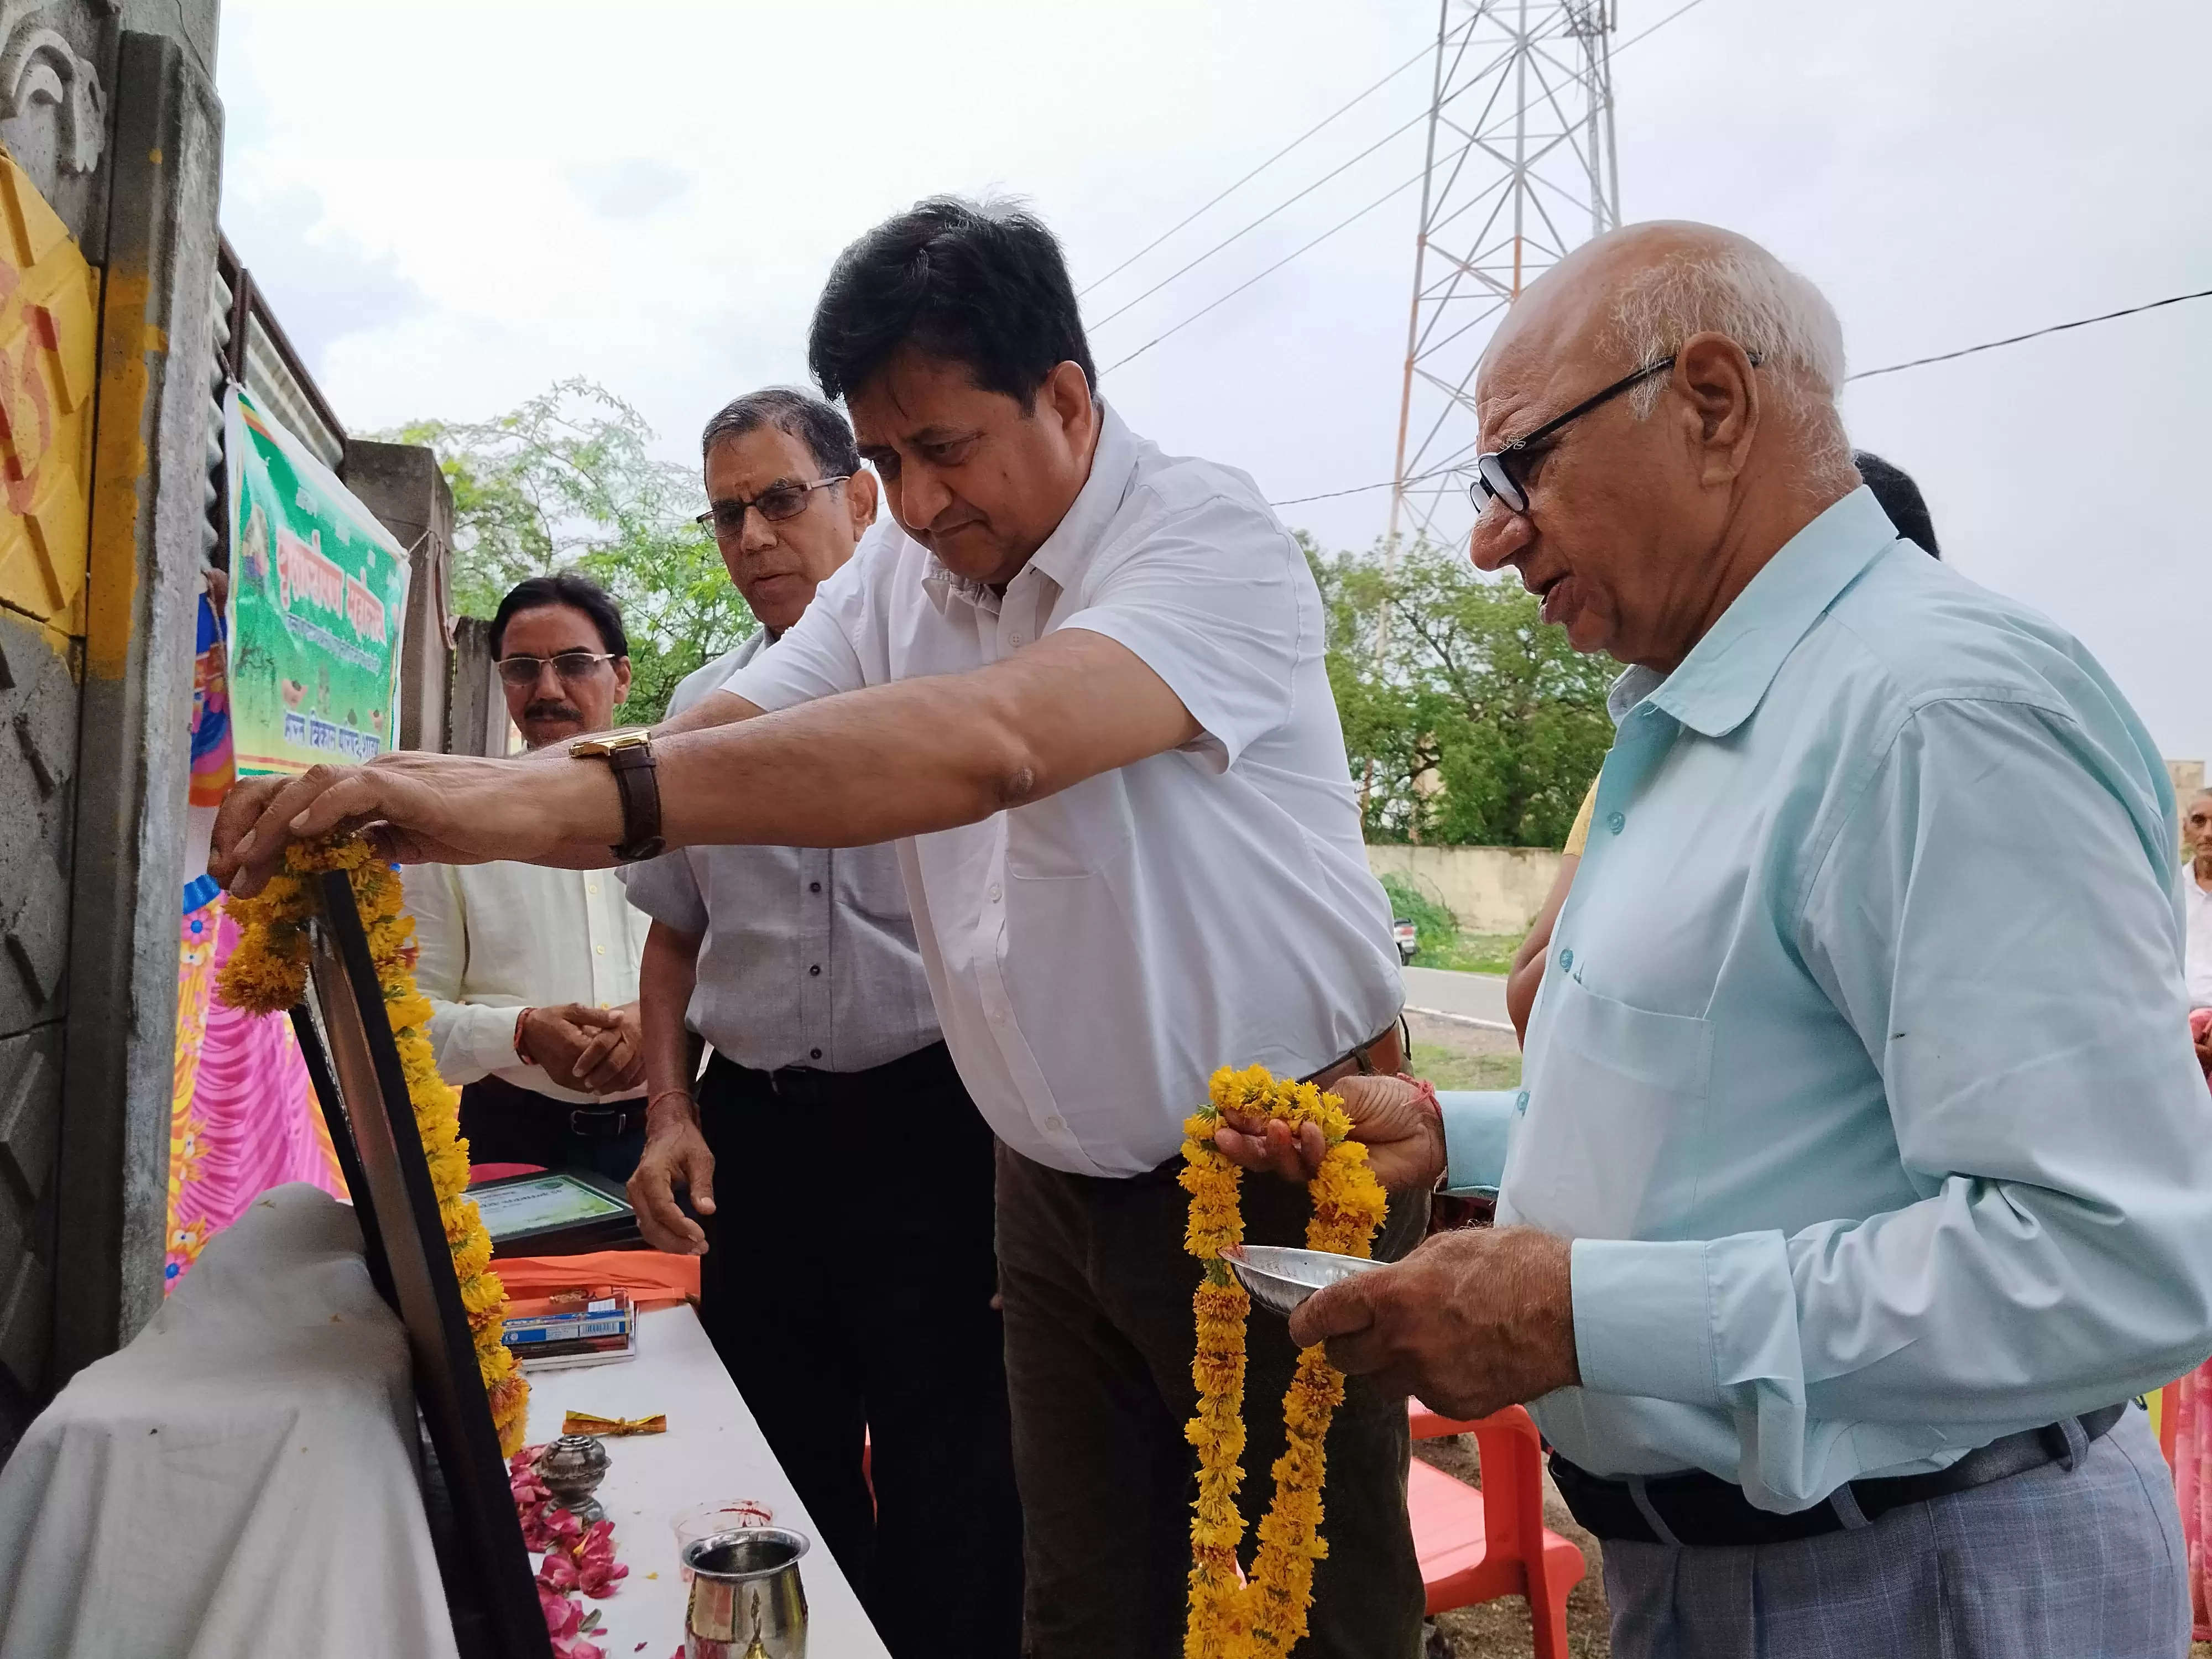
619, 637, 940, 1073
1437, 487, 2212, 1512
722, 403, 1403, 1176
2185, 872, 2212, 1009
405, 860, 653, 1104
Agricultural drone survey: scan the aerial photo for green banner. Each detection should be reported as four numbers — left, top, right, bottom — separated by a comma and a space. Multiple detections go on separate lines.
224, 384, 409, 776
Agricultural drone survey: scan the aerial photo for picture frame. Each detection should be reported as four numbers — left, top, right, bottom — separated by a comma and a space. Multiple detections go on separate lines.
299, 869, 553, 1659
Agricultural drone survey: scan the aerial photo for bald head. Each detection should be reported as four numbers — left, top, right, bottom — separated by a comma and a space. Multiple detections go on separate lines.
1468, 221, 1861, 672
1496, 224, 1839, 381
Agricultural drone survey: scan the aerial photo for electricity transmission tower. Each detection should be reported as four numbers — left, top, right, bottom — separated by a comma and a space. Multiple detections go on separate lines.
1384, 0, 1622, 559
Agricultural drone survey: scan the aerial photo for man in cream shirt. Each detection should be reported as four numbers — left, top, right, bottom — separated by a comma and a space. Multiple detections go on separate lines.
408, 573, 653, 1180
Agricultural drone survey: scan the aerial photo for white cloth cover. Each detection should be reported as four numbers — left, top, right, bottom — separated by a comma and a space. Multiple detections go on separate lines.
0, 1184, 458, 1659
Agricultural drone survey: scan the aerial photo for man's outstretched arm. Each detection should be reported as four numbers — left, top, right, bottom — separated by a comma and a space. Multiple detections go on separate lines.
211, 629, 1201, 895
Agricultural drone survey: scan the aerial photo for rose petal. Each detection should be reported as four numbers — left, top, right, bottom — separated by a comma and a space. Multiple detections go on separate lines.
538, 1551, 580, 1592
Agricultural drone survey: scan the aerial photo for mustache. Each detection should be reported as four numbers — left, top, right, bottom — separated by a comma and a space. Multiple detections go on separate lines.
523, 700, 585, 724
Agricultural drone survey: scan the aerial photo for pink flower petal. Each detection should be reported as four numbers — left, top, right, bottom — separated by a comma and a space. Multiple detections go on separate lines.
537, 1551, 580, 1592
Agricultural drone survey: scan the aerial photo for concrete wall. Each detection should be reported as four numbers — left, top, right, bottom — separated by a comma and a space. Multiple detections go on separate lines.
1376, 756, 2209, 941
341, 437, 455, 754
1366, 844, 1564, 936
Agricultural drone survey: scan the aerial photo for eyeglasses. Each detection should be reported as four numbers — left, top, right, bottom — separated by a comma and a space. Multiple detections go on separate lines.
693, 476, 852, 542
495, 650, 619, 688
1468, 351, 1762, 518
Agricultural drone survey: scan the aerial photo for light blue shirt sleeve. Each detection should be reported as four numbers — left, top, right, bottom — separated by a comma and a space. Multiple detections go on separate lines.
1438, 1089, 1519, 1195
1570, 696, 2212, 1502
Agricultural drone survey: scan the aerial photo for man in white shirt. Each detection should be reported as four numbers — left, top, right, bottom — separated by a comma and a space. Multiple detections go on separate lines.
408, 575, 653, 1180
211, 197, 1421, 1657
621, 389, 1020, 1657
2185, 787, 2212, 1013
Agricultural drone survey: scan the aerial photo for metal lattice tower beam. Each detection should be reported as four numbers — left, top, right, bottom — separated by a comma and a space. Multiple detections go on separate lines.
1384, 0, 1621, 559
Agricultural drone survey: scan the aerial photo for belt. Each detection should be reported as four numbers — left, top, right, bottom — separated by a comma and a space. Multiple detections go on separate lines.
713, 1040, 957, 1107
1551, 1402, 2130, 1547
566, 1103, 641, 1140
1303, 1019, 1406, 1093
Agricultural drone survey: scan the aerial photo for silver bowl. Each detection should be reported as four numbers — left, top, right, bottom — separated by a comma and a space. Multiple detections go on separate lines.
1222, 1244, 1383, 1317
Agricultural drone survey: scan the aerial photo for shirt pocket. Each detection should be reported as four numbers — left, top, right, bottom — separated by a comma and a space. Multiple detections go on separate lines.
1503, 971, 1714, 1240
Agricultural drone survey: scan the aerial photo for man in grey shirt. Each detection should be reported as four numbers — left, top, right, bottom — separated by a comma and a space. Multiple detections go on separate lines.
620, 389, 1020, 1658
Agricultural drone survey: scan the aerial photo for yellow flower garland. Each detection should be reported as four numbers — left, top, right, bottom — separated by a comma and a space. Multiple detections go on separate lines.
217, 836, 530, 1456
1178, 1065, 1389, 1659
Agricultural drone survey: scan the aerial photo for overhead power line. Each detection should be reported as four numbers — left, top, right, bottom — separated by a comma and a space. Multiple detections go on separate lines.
1091, 0, 1718, 365
1102, 171, 1425, 374
1081, 43, 1434, 299
1613, 0, 1713, 55
1272, 283, 2212, 510
1271, 467, 1458, 508
1845, 286, 2212, 381
1088, 108, 1430, 332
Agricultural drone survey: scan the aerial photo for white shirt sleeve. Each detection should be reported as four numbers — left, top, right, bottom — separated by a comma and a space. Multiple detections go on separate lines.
400, 864, 523, 1086
723, 547, 874, 714
1052, 491, 1305, 772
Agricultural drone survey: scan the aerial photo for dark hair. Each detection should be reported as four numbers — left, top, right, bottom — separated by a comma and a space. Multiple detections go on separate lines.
489, 573, 629, 659
1853, 450, 1940, 559
700, 387, 860, 478
807, 195, 1097, 406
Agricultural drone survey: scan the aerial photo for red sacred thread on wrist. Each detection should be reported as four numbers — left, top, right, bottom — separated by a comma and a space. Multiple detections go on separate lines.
1396, 1072, 1442, 1123
1397, 1073, 1449, 1191
513, 1008, 534, 1064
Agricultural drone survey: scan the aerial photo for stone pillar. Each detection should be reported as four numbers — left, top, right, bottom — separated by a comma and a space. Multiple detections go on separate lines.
341, 438, 455, 754
447, 616, 511, 758
53, 28, 225, 1380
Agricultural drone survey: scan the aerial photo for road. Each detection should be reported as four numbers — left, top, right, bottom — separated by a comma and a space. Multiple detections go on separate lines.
1401, 964, 1512, 1031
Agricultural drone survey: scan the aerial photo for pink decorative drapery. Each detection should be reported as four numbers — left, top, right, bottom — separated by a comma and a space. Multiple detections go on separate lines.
166, 901, 347, 1290
2175, 1359, 2212, 1641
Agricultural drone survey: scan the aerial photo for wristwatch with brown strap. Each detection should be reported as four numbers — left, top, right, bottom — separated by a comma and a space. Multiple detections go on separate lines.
568, 730, 665, 862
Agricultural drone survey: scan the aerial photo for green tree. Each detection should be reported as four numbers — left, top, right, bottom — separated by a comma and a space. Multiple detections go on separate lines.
1306, 534, 1614, 847
382, 378, 752, 725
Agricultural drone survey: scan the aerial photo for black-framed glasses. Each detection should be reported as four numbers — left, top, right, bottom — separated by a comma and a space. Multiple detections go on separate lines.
1469, 351, 1762, 517
494, 650, 619, 688
693, 475, 852, 542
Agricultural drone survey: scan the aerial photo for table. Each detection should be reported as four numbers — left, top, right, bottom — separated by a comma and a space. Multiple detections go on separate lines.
521, 1305, 889, 1657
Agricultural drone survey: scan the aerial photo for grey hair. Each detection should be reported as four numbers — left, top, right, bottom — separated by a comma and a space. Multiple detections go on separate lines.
1607, 243, 1853, 480
700, 387, 860, 478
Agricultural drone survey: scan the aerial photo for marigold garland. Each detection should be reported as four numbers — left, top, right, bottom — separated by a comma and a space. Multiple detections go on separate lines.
216, 835, 530, 1455
1179, 1065, 1389, 1659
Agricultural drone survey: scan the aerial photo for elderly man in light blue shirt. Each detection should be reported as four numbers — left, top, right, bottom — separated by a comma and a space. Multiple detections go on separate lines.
1222, 222, 2212, 1657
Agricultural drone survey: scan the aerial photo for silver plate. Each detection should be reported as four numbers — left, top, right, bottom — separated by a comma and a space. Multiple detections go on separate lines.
1222, 1244, 1383, 1317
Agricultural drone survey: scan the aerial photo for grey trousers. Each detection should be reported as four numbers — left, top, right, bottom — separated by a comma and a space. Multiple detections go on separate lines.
994, 1143, 1428, 1659
1603, 1408, 2189, 1659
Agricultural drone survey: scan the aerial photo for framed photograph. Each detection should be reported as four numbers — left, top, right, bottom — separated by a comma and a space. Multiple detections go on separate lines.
469, 1168, 640, 1256
301, 870, 552, 1659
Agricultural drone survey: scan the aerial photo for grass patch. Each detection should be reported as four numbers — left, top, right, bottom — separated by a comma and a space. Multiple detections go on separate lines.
1376, 873, 1521, 975
1414, 931, 1520, 976
1410, 1044, 1523, 1092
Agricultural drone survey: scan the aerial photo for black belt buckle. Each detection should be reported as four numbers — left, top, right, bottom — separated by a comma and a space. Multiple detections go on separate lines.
568, 1105, 633, 1140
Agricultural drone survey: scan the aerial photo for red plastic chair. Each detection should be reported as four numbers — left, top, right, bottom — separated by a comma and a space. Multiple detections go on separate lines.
1409, 1402, 1585, 1659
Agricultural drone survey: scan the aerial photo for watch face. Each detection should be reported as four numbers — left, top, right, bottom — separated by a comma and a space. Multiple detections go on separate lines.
570, 731, 650, 757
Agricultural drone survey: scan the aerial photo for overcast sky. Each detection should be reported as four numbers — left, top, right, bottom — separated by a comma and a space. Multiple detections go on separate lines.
215, 0, 2212, 767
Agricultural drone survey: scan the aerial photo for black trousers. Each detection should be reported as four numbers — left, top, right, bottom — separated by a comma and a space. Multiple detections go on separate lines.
695, 1044, 1023, 1659
996, 1143, 1428, 1659
457, 1073, 645, 1185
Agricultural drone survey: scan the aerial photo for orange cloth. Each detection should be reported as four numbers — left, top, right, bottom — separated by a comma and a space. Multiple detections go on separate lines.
489, 1250, 698, 1308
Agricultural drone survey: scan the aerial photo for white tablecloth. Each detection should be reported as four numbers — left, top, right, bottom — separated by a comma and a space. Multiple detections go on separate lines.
0, 1184, 455, 1659
521, 1304, 889, 1658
